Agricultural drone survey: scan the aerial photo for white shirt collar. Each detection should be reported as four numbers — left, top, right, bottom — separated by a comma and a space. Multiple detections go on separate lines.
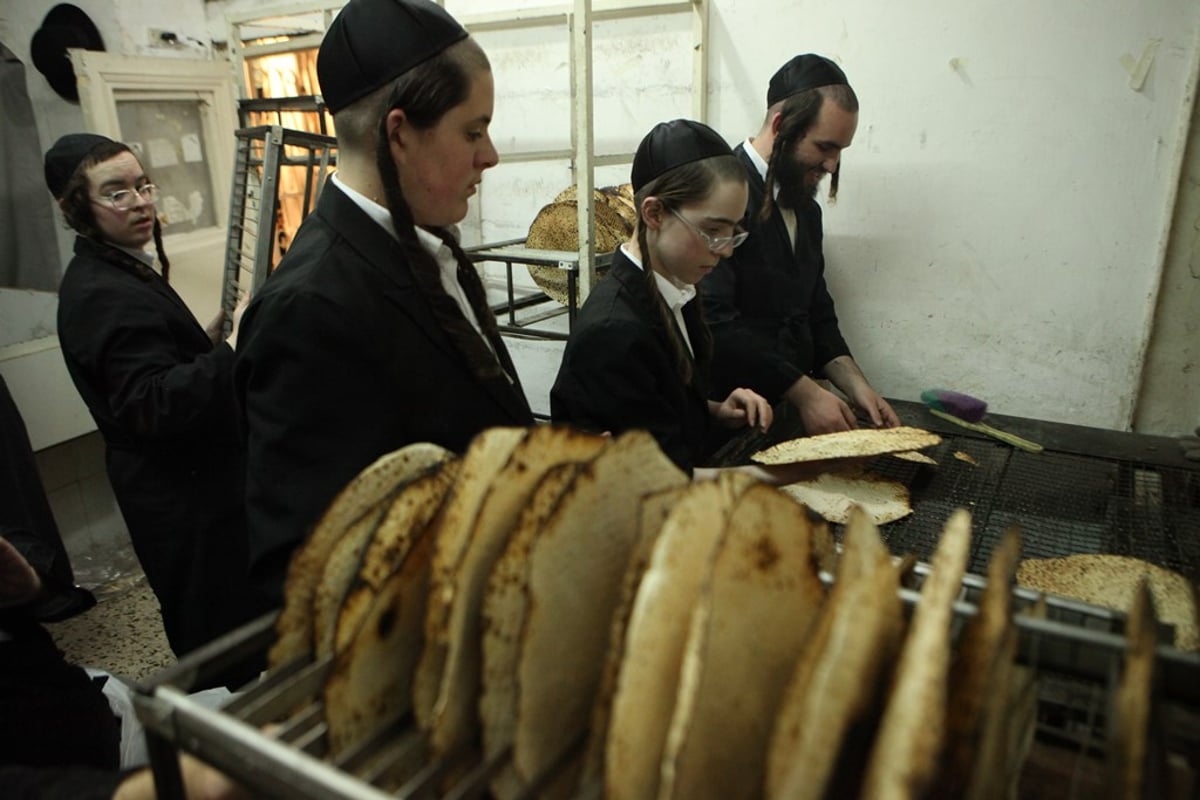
621, 244, 696, 312
332, 171, 461, 258
743, 137, 769, 182
332, 172, 396, 238
116, 244, 155, 268
744, 136, 794, 245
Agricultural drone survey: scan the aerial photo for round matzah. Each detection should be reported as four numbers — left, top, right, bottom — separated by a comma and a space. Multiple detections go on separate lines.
780, 472, 913, 525
554, 183, 643, 230
525, 197, 630, 307
751, 426, 941, 465
553, 184, 637, 229
1016, 554, 1199, 651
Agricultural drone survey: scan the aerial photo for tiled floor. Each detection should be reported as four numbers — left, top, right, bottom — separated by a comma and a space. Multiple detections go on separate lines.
46, 571, 175, 682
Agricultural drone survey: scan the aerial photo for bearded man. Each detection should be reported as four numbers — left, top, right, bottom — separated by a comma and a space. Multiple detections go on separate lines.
701, 54, 899, 435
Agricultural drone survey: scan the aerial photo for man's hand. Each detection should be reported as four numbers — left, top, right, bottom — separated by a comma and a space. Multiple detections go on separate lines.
205, 292, 251, 350
203, 310, 226, 347
226, 292, 251, 350
710, 388, 774, 433
0, 536, 42, 608
820, 355, 900, 428
845, 384, 901, 428
786, 377, 855, 434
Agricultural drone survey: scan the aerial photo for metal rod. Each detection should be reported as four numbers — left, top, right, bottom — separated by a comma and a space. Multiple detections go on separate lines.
441, 744, 512, 800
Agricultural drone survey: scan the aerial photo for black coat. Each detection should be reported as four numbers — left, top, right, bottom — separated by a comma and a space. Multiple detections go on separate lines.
550, 249, 712, 474
0, 373, 94, 625
56, 237, 256, 657
234, 182, 533, 607
700, 142, 851, 402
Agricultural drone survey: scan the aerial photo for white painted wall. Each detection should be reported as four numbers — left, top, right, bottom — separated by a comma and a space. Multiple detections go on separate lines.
705, 1, 1199, 431
460, 0, 1200, 431
6, 0, 1200, 434
403, 0, 1200, 430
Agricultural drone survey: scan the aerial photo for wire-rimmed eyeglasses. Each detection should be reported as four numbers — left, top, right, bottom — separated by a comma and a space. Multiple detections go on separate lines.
93, 184, 160, 211
668, 207, 749, 252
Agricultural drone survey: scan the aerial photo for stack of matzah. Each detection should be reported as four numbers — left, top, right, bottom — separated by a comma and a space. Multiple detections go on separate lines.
524, 185, 634, 306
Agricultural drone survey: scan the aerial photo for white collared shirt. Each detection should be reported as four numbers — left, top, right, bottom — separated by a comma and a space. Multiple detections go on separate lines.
743, 137, 797, 251
117, 245, 154, 267
622, 244, 696, 357
332, 173, 494, 353
115, 244, 161, 275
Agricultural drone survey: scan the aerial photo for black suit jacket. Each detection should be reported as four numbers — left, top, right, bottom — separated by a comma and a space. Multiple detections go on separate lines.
700, 142, 851, 401
235, 181, 532, 605
550, 249, 712, 474
56, 237, 255, 656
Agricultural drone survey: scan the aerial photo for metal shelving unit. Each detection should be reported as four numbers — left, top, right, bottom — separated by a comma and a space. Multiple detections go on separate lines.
238, 95, 332, 134
220, 125, 337, 328
466, 240, 616, 339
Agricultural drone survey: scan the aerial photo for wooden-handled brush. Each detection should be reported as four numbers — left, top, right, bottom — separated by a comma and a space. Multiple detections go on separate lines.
920, 389, 1044, 453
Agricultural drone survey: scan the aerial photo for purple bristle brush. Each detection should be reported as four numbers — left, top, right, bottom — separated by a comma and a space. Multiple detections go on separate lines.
920, 389, 1043, 452
920, 389, 988, 423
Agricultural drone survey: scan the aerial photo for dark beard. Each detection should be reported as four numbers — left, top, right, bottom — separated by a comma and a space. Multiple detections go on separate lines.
774, 153, 818, 209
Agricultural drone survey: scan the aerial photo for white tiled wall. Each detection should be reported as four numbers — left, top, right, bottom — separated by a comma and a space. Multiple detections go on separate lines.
35, 432, 140, 590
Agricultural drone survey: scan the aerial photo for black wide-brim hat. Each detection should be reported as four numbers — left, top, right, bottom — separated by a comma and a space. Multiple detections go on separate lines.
30, 4, 106, 103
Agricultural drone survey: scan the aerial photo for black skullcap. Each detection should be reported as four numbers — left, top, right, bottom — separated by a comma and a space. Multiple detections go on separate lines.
631, 119, 734, 193
767, 54, 849, 106
44, 132, 115, 199
317, 0, 469, 114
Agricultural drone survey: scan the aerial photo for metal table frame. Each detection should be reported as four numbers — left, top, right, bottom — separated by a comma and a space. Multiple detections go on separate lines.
466, 240, 614, 341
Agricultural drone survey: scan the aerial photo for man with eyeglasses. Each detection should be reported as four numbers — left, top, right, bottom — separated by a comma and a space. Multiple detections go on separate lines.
702, 54, 900, 434
95, 182, 160, 210
42, 133, 262, 677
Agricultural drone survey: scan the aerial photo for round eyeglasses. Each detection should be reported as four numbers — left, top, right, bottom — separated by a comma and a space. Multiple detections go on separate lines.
668, 207, 749, 252
93, 184, 160, 211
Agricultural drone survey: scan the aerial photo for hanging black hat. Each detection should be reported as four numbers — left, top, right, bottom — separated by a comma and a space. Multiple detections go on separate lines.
631, 119, 734, 193
766, 53, 849, 106
44, 132, 115, 199
317, 0, 469, 115
30, 4, 106, 103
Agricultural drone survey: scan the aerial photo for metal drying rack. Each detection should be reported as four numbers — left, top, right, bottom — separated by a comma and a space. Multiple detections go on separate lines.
132, 558, 1200, 800
465, 240, 615, 341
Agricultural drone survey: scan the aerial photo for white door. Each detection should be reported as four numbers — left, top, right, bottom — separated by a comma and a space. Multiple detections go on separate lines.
69, 49, 238, 324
